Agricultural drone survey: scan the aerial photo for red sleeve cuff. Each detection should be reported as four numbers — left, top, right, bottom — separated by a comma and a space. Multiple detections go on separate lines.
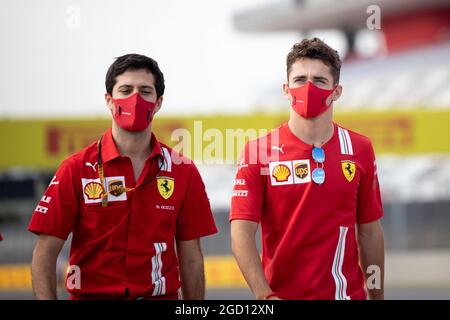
28, 226, 69, 241
357, 211, 384, 225
176, 225, 218, 241
229, 212, 260, 223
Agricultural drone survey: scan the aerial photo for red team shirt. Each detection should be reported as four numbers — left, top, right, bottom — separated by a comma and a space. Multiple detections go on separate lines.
28, 128, 217, 299
230, 122, 383, 300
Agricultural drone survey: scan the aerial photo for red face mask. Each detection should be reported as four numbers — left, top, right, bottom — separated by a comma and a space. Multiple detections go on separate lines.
288, 81, 336, 118
111, 92, 157, 132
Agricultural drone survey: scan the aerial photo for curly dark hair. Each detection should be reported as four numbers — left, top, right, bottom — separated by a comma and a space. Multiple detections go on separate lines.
286, 38, 341, 84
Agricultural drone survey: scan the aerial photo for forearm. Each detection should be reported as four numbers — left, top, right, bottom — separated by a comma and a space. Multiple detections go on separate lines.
231, 229, 272, 300
179, 257, 206, 300
358, 223, 385, 300
31, 249, 58, 299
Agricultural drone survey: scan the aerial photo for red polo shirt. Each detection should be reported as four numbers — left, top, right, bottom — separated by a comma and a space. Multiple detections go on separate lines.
230, 122, 383, 300
28, 128, 217, 299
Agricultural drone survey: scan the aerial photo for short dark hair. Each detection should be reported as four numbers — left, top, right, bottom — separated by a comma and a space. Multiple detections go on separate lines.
105, 53, 165, 98
286, 38, 341, 84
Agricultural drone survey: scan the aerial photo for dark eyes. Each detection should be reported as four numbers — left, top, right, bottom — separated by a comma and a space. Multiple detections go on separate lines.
119, 90, 152, 95
294, 78, 326, 83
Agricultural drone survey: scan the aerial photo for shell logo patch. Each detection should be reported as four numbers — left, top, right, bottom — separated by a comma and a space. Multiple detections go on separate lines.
157, 177, 175, 200
82, 176, 127, 204
84, 182, 104, 200
272, 164, 291, 182
269, 160, 310, 186
342, 160, 356, 182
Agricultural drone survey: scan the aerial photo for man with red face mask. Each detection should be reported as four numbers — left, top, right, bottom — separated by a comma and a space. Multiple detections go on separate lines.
28, 54, 217, 300
230, 38, 385, 300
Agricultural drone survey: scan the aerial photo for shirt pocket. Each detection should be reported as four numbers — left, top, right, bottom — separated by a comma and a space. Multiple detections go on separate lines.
77, 204, 129, 241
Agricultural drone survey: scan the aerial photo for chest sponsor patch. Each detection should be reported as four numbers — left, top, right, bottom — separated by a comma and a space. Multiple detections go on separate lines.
293, 160, 311, 184
341, 160, 356, 182
83, 181, 104, 201
157, 176, 175, 200
269, 160, 311, 186
81, 176, 127, 204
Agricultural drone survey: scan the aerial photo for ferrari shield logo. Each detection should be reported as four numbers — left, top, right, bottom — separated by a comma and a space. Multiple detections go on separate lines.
157, 177, 174, 200
341, 161, 356, 182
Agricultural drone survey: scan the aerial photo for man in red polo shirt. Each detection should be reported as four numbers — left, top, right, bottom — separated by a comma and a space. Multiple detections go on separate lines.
230, 38, 385, 300
29, 54, 217, 300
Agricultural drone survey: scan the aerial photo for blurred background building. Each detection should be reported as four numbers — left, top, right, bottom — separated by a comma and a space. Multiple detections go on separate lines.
0, 0, 449, 299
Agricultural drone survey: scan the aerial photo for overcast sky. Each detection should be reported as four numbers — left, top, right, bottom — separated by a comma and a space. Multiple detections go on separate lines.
0, 0, 349, 118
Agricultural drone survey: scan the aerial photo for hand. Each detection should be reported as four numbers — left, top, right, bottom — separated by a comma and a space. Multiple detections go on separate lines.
263, 292, 282, 300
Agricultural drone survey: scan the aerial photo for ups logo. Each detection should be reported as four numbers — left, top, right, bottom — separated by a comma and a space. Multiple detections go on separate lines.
108, 180, 125, 197
295, 163, 309, 179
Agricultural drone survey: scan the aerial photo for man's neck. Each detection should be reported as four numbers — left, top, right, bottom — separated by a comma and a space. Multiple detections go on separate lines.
288, 108, 334, 147
111, 123, 152, 160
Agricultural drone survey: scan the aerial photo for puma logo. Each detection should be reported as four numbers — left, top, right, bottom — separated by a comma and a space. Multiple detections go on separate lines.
272, 144, 285, 154
85, 162, 98, 172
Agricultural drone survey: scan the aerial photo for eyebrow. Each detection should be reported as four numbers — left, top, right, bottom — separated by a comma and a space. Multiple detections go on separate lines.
139, 85, 154, 90
117, 84, 154, 90
292, 75, 329, 82
314, 76, 329, 82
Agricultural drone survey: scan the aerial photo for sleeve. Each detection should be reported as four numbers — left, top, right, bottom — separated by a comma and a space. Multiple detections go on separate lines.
28, 158, 80, 240
229, 142, 265, 223
356, 140, 384, 224
175, 163, 218, 241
